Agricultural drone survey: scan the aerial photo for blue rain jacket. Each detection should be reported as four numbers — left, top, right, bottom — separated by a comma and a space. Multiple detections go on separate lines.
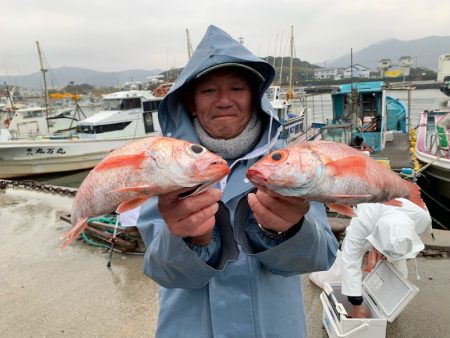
137, 25, 338, 338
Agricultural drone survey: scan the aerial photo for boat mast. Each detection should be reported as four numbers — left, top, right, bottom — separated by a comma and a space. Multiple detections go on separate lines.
186, 29, 193, 60
288, 25, 294, 99
3, 82, 16, 115
36, 41, 50, 131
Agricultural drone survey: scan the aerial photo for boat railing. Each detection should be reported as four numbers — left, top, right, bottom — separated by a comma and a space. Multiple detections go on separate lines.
429, 133, 450, 158
5, 130, 77, 141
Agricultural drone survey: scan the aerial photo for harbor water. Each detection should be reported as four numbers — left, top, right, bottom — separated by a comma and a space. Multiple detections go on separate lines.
22, 88, 450, 189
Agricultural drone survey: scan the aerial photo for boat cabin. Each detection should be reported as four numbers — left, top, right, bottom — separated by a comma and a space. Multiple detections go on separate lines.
325, 81, 408, 152
77, 90, 162, 140
266, 86, 310, 141
7, 107, 49, 139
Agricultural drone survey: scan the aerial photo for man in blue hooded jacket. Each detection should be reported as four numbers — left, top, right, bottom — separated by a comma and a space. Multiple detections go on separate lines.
137, 25, 338, 337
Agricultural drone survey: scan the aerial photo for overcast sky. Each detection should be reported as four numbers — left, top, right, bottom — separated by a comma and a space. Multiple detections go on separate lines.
1, 0, 449, 76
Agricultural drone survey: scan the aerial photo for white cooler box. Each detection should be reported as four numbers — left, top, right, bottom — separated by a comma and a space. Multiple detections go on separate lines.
320, 260, 418, 338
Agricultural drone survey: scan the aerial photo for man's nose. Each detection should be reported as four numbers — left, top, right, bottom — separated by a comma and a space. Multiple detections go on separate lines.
216, 89, 232, 106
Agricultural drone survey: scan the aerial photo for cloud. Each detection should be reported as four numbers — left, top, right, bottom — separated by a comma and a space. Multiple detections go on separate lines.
1, 0, 450, 75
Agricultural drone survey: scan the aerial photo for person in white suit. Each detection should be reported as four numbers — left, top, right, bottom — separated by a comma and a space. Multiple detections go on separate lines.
341, 198, 432, 318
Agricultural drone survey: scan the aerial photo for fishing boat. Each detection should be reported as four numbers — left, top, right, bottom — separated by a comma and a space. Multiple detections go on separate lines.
414, 109, 450, 229
316, 81, 410, 153
266, 85, 320, 143
0, 90, 163, 178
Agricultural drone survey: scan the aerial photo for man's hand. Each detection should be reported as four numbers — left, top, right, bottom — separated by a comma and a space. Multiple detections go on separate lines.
158, 188, 222, 245
247, 190, 309, 234
351, 305, 370, 318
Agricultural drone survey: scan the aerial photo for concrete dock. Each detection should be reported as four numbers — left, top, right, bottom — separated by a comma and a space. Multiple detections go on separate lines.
375, 132, 412, 171
1, 187, 449, 337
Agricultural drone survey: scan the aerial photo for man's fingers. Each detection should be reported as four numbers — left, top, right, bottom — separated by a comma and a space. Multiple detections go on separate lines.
169, 203, 218, 238
254, 190, 309, 224
159, 189, 222, 222
248, 193, 290, 230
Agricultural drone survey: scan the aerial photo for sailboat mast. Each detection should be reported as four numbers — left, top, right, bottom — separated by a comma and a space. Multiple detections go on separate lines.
289, 25, 294, 92
36, 41, 49, 124
186, 29, 193, 60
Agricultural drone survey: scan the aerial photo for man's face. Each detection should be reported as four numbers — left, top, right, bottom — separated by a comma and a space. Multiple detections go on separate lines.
190, 69, 253, 139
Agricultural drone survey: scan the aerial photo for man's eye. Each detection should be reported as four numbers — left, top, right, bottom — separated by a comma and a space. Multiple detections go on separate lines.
200, 88, 216, 94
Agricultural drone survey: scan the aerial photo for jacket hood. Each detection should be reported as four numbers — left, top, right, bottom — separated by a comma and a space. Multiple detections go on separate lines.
157, 25, 279, 141
366, 217, 424, 260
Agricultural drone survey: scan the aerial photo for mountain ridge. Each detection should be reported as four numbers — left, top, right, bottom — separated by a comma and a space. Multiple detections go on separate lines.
322, 35, 450, 71
0, 66, 163, 90
2, 36, 449, 89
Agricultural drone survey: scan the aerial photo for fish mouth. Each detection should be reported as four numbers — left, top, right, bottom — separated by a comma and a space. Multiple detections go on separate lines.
177, 158, 230, 199
194, 158, 230, 179
246, 168, 267, 185
178, 180, 217, 199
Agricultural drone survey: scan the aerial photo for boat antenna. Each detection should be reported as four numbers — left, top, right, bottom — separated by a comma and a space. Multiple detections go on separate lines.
36, 41, 50, 132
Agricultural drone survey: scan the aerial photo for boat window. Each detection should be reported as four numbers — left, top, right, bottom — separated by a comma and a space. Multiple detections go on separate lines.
121, 98, 142, 110
22, 110, 44, 118
77, 125, 95, 134
102, 98, 142, 110
143, 100, 162, 112
77, 121, 131, 134
143, 112, 154, 133
102, 99, 121, 111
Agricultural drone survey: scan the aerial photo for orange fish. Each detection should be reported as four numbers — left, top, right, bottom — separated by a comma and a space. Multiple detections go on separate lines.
246, 141, 425, 217
62, 136, 230, 249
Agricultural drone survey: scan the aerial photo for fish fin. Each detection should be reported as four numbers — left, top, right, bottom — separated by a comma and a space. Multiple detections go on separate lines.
94, 152, 148, 172
327, 204, 356, 217
325, 156, 368, 178
116, 196, 151, 214
112, 185, 156, 193
60, 217, 89, 250
330, 194, 372, 199
383, 199, 403, 207
405, 180, 427, 209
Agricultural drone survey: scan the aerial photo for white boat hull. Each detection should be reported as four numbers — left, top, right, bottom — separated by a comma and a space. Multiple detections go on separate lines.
415, 110, 450, 187
0, 134, 159, 178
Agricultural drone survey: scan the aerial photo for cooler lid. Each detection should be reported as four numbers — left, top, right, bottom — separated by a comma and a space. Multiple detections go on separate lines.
362, 260, 419, 322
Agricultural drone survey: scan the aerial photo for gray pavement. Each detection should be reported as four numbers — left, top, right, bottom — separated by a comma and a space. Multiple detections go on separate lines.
1, 187, 449, 337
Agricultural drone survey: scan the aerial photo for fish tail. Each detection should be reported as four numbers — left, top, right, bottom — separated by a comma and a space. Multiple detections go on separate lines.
406, 180, 426, 210
60, 217, 89, 250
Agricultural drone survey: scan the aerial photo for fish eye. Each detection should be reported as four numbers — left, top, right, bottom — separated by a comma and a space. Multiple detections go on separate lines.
271, 152, 282, 161
268, 149, 288, 163
190, 144, 204, 154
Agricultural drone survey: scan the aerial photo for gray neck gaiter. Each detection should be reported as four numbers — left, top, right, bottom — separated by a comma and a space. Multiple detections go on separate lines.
193, 112, 262, 160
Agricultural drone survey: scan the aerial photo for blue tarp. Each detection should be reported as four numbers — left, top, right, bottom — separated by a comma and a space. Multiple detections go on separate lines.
386, 96, 407, 132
